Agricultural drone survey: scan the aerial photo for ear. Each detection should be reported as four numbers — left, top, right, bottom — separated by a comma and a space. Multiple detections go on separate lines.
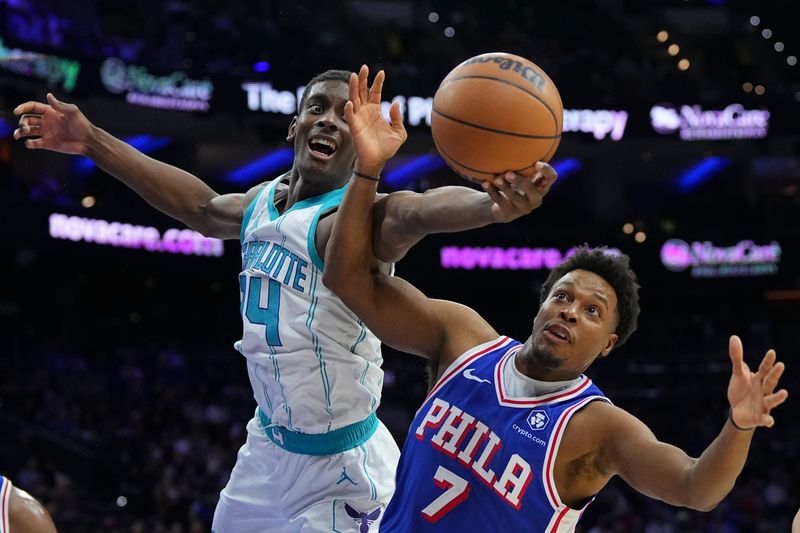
598, 333, 618, 358
287, 116, 298, 141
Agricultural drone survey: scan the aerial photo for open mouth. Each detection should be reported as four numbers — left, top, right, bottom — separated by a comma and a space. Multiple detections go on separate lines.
544, 324, 571, 344
308, 136, 338, 159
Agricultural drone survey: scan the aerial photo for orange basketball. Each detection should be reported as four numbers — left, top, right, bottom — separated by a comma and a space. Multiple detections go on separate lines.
431, 52, 563, 182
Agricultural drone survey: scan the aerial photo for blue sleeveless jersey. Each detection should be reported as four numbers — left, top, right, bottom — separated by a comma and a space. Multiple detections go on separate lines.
0, 475, 10, 533
382, 337, 609, 532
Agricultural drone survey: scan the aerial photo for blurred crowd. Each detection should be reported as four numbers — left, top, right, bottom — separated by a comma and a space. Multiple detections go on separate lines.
1, 1, 799, 532
1, 295, 797, 532
2, 0, 792, 105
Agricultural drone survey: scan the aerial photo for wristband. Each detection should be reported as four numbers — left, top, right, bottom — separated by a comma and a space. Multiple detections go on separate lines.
353, 170, 380, 181
729, 408, 754, 431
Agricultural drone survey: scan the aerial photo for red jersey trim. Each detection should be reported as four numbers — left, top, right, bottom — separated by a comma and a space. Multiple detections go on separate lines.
543, 395, 610, 510
0, 477, 11, 533
494, 351, 592, 407
425, 336, 514, 402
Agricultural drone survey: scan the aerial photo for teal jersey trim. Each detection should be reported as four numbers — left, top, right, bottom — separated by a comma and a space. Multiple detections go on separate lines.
360, 444, 378, 501
350, 319, 367, 353
240, 185, 268, 244
266, 178, 281, 221
332, 499, 343, 533
285, 182, 348, 217
269, 179, 347, 222
306, 266, 334, 425
306, 186, 348, 271
257, 407, 378, 456
271, 215, 293, 428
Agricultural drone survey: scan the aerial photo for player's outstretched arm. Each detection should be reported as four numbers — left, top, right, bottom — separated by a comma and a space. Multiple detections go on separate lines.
13, 94, 251, 239
372, 163, 557, 263
324, 66, 497, 370
602, 335, 788, 511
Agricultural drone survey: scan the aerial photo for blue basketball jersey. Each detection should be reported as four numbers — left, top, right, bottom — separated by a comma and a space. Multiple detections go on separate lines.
0, 475, 10, 533
381, 336, 609, 532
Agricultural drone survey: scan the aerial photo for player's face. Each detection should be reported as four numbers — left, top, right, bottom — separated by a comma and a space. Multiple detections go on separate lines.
526, 269, 619, 379
288, 80, 357, 187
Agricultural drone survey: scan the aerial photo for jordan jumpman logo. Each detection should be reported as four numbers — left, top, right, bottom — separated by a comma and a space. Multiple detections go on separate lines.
336, 467, 358, 486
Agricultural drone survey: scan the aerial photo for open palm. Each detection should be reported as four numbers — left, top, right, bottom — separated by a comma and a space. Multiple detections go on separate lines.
344, 65, 407, 175
727, 335, 788, 429
13, 93, 92, 155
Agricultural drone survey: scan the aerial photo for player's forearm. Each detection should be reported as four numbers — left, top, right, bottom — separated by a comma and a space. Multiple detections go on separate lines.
85, 126, 220, 232
374, 186, 495, 262
683, 419, 754, 510
324, 173, 381, 303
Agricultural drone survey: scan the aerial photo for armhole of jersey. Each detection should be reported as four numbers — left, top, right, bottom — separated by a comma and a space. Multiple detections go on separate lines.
423, 336, 514, 403
306, 203, 338, 271
542, 396, 612, 512
0, 476, 11, 533
266, 178, 281, 221
240, 185, 269, 244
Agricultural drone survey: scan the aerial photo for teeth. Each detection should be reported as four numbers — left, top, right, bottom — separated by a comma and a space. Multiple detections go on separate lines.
310, 137, 336, 151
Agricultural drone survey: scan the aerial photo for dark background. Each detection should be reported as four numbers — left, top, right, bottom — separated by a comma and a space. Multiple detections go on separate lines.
1, 0, 799, 531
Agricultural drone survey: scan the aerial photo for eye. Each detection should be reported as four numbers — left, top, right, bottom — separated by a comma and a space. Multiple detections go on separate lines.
554, 291, 568, 301
587, 306, 600, 316
308, 103, 323, 113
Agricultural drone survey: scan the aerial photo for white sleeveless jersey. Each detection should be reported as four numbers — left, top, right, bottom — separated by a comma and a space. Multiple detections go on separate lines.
235, 175, 384, 433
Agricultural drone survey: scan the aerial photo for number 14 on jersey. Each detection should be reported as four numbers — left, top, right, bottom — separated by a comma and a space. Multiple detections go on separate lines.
240, 274, 283, 346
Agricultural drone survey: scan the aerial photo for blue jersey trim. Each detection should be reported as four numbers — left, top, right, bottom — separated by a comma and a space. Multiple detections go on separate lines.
240, 185, 268, 243
257, 407, 378, 456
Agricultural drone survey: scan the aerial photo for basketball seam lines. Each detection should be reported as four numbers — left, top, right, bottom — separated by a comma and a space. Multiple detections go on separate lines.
438, 73, 562, 130
433, 108, 561, 139
433, 136, 542, 177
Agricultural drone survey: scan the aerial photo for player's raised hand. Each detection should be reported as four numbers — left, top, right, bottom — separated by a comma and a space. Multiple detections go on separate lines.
727, 335, 788, 430
13, 93, 93, 155
344, 65, 407, 176
482, 161, 558, 223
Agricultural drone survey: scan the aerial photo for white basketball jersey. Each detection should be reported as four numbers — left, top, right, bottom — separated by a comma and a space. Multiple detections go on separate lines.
235, 175, 384, 433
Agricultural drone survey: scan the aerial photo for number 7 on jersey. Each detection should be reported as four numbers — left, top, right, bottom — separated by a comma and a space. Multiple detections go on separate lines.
421, 466, 470, 523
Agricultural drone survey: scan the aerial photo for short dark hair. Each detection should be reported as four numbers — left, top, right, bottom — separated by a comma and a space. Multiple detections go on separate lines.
539, 246, 640, 347
297, 69, 352, 114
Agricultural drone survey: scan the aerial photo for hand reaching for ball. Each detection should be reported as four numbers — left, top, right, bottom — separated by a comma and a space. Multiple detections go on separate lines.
482, 161, 557, 223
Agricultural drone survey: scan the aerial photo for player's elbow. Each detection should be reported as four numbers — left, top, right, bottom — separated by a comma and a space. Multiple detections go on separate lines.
373, 192, 425, 262
681, 483, 732, 512
688, 499, 721, 513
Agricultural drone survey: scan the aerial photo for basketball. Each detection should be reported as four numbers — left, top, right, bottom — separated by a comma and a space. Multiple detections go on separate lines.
431, 52, 563, 182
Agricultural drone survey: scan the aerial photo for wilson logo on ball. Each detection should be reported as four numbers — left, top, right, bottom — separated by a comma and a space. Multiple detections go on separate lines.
461, 54, 547, 92
432, 52, 563, 182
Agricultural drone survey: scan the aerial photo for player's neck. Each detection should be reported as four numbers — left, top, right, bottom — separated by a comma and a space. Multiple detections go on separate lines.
510, 352, 581, 396
284, 168, 344, 211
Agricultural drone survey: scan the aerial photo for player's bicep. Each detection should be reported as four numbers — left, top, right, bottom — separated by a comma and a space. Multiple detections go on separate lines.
203, 184, 266, 240
366, 273, 496, 361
